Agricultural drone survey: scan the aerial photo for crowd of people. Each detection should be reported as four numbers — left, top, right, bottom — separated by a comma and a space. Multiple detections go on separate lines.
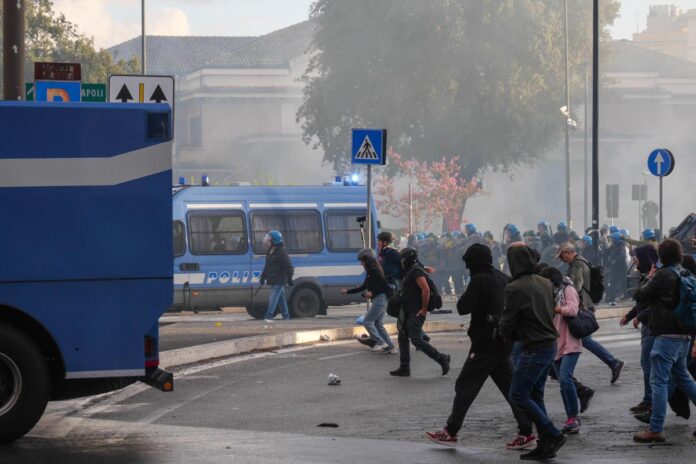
340, 224, 696, 461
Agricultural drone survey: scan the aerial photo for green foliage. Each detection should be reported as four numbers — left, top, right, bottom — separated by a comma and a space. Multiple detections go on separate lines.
0, 0, 138, 89
298, 0, 620, 178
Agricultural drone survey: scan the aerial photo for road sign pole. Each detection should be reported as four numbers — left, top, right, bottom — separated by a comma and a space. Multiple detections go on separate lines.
142, 0, 147, 74
367, 165, 373, 250
659, 175, 663, 239
591, 0, 600, 257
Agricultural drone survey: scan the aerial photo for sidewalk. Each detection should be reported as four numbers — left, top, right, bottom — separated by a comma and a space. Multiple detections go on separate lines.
158, 299, 632, 370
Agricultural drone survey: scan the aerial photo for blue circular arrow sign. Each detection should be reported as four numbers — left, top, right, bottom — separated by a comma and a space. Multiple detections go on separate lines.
647, 148, 675, 177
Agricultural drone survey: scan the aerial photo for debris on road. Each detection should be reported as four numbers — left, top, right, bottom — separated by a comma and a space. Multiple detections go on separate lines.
320, 334, 334, 341
327, 373, 341, 385
317, 423, 339, 428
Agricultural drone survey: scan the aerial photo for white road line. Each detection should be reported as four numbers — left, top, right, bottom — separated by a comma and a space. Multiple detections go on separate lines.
600, 340, 641, 349
591, 333, 642, 343
318, 352, 364, 361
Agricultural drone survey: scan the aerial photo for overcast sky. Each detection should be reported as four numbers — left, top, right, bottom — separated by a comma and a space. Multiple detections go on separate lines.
52, 0, 696, 49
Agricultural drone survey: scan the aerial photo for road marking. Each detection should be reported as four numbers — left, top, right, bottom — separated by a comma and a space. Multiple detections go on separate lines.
318, 351, 364, 361
600, 340, 641, 349
591, 333, 642, 343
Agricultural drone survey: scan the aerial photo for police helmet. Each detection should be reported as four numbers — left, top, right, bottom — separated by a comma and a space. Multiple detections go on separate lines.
581, 235, 593, 246
609, 225, 619, 234
399, 247, 419, 264
642, 229, 655, 241
465, 223, 477, 235
620, 228, 630, 237
557, 222, 568, 232
610, 232, 623, 243
357, 248, 377, 262
266, 230, 283, 245
505, 223, 519, 235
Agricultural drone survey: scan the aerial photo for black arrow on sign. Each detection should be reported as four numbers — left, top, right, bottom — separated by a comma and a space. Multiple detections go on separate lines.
115, 84, 133, 103
149, 85, 167, 103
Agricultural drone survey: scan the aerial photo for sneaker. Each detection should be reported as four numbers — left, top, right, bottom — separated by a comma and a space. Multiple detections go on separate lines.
384, 346, 398, 354
579, 389, 594, 414
634, 411, 651, 424
633, 429, 665, 443
355, 334, 376, 348
264, 319, 275, 323
440, 354, 451, 376
371, 343, 388, 352
562, 417, 581, 434
389, 367, 410, 377
506, 433, 537, 450
536, 433, 567, 460
611, 360, 625, 384
519, 441, 546, 461
424, 428, 457, 447
629, 401, 651, 415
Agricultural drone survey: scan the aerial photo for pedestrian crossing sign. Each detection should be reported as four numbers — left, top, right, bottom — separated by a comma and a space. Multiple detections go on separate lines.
351, 128, 387, 165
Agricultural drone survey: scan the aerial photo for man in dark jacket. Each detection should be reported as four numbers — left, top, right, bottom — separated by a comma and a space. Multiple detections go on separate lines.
425, 244, 536, 450
260, 230, 294, 322
500, 244, 567, 460
377, 231, 403, 288
389, 247, 450, 377
633, 239, 696, 443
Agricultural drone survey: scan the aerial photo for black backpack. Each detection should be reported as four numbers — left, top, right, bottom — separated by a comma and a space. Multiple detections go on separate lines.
386, 266, 442, 317
577, 258, 605, 304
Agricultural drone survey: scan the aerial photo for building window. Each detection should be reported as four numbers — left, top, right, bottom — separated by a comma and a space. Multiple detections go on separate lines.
188, 211, 248, 255
325, 210, 369, 252
251, 210, 323, 254
173, 220, 186, 256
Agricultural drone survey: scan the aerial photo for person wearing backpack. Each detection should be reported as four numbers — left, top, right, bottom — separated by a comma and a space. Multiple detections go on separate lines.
633, 239, 696, 443
557, 242, 625, 385
389, 247, 450, 377
425, 244, 536, 450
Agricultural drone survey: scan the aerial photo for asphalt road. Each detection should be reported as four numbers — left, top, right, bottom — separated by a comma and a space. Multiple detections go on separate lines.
4, 318, 694, 464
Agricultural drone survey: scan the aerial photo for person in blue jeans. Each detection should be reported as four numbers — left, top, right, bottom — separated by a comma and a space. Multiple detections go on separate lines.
342, 248, 395, 353
633, 239, 696, 443
500, 244, 567, 460
260, 230, 294, 322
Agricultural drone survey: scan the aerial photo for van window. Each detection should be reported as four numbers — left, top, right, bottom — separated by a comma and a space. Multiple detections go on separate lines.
173, 220, 185, 256
251, 210, 323, 254
325, 210, 368, 252
188, 211, 248, 255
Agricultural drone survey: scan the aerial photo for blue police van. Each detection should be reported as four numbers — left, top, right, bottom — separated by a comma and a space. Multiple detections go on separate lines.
171, 184, 377, 318
0, 101, 173, 443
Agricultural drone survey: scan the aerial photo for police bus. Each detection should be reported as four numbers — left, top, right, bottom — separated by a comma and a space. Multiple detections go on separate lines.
171, 183, 378, 318
0, 101, 174, 443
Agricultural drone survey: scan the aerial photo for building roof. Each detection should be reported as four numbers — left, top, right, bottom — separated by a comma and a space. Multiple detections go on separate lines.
606, 39, 696, 79
107, 21, 314, 75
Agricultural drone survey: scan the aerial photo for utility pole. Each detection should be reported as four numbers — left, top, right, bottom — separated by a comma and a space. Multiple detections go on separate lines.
584, 62, 589, 230
3, 0, 26, 100
592, 0, 600, 256
563, 0, 572, 229
141, 0, 146, 74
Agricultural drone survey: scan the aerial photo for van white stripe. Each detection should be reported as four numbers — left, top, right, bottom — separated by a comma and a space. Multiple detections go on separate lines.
323, 203, 367, 208
174, 273, 206, 285
186, 203, 244, 210
0, 142, 172, 188
249, 203, 318, 208
293, 265, 365, 278
66, 369, 145, 379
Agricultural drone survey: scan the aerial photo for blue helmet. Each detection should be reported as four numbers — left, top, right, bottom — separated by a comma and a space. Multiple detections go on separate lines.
581, 235, 593, 246
465, 223, 477, 235
557, 222, 567, 232
609, 225, 619, 234
610, 232, 623, 243
505, 223, 519, 235
266, 230, 283, 245
642, 228, 656, 240
537, 221, 550, 232
620, 228, 629, 237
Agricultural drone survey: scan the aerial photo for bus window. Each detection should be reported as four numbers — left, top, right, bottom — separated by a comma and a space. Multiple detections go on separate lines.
173, 220, 185, 256
251, 210, 323, 254
188, 211, 248, 255
325, 210, 368, 251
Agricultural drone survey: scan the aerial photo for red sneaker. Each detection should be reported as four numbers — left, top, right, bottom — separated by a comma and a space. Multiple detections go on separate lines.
425, 428, 457, 447
506, 433, 537, 450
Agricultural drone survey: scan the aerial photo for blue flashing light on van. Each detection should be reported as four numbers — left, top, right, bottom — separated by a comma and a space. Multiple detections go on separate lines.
171, 184, 379, 318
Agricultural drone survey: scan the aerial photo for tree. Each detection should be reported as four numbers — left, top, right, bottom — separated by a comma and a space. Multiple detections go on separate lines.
299, 0, 620, 179
374, 150, 481, 232
0, 0, 138, 90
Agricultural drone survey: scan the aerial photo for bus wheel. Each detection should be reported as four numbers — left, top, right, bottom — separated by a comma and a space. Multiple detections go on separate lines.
290, 287, 321, 318
0, 323, 50, 444
245, 306, 266, 320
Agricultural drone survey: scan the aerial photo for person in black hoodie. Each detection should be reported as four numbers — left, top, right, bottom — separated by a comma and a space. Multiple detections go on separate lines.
342, 248, 395, 353
425, 244, 536, 450
500, 244, 567, 461
260, 230, 294, 322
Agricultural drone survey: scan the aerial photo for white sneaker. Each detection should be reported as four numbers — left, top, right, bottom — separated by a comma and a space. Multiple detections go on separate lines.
264, 319, 275, 323
385, 346, 398, 354
371, 344, 387, 352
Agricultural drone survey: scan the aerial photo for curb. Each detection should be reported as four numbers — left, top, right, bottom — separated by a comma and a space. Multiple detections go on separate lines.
160, 320, 464, 369
595, 306, 630, 320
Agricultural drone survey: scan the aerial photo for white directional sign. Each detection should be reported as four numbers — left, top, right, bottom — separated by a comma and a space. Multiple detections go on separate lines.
108, 74, 174, 110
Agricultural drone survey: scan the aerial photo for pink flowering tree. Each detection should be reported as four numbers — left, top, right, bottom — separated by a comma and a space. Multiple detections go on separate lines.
374, 150, 482, 232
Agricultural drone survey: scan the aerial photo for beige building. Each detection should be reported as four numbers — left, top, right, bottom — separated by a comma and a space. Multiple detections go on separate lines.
633, 4, 696, 62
